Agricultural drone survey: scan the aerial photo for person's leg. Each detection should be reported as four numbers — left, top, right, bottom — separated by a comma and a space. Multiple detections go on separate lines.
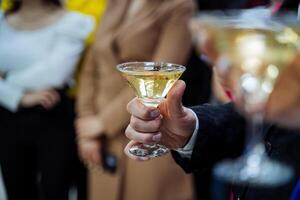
72, 156, 88, 200
0, 108, 38, 200
38, 99, 77, 200
38, 138, 72, 200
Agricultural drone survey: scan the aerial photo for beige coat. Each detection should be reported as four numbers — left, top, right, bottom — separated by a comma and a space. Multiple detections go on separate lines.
77, 0, 195, 199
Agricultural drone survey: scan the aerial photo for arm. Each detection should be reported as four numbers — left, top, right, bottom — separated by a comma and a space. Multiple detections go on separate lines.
0, 80, 23, 112
172, 103, 246, 173
76, 48, 99, 117
153, 0, 194, 64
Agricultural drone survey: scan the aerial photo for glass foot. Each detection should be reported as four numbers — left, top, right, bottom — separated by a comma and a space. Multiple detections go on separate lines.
214, 156, 293, 187
129, 144, 169, 158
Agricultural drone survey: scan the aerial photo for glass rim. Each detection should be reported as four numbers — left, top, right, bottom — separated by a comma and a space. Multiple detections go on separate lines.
193, 9, 299, 19
192, 9, 300, 30
116, 61, 186, 72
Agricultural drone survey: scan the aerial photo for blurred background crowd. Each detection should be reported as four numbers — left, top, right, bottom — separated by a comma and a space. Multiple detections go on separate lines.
0, 0, 298, 200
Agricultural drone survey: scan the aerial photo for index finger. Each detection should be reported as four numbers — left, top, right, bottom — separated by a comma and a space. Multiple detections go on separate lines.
127, 98, 160, 120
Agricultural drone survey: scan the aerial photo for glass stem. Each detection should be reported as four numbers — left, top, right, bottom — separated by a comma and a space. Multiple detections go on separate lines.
245, 112, 266, 159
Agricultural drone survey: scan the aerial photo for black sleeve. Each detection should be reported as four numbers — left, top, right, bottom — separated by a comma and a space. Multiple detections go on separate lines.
172, 103, 246, 173
280, 0, 299, 11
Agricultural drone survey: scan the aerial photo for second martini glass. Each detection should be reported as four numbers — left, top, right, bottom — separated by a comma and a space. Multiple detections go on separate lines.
192, 10, 298, 186
117, 62, 186, 158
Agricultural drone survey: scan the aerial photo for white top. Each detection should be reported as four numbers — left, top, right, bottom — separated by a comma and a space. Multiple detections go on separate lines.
0, 11, 94, 112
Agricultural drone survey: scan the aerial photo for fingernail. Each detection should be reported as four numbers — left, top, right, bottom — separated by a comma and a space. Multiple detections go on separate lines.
150, 110, 160, 118
152, 133, 162, 142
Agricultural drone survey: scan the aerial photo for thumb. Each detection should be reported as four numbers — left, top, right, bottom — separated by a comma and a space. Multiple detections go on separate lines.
166, 80, 186, 118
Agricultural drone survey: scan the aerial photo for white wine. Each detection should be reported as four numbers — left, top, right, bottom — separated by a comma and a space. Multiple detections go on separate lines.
214, 27, 298, 112
123, 70, 183, 107
117, 62, 185, 158
217, 28, 297, 75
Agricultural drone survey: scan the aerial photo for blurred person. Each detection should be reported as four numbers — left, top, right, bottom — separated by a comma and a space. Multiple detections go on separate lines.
1, 0, 106, 43
76, 0, 195, 199
0, 0, 94, 200
66, 0, 107, 99
65, 1, 108, 199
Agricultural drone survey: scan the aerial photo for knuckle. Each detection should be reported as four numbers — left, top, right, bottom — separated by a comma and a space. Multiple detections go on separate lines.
125, 126, 133, 138
142, 107, 152, 119
127, 98, 136, 113
152, 119, 161, 130
130, 117, 140, 131
130, 120, 141, 130
126, 102, 131, 112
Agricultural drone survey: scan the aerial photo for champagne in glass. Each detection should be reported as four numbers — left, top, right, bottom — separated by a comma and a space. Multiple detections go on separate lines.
117, 62, 185, 158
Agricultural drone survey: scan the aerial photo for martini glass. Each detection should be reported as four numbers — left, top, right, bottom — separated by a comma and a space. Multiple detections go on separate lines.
117, 62, 186, 158
192, 10, 298, 186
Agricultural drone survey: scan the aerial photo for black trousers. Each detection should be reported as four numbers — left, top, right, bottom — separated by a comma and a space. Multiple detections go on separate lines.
0, 93, 83, 200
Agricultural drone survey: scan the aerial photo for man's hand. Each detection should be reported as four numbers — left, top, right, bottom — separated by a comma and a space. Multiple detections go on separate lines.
20, 90, 60, 109
125, 80, 197, 160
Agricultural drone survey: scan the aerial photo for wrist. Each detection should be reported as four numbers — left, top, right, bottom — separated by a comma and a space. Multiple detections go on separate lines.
171, 108, 197, 149
175, 109, 199, 158
181, 108, 198, 149
77, 132, 102, 140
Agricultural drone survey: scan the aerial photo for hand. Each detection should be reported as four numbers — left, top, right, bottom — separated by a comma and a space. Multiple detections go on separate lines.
20, 90, 60, 109
78, 138, 102, 167
125, 80, 197, 160
266, 54, 300, 129
76, 116, 104, 139
76, 116, 104, 166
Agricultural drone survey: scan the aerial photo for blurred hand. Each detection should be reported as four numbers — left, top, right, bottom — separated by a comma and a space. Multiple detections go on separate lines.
20, 90, 60, 109
266, 54, 300, 129
125, 80, 196, 160
76, 116, 104, 139
76, 116, 104, 166
78, 138, 102, 167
